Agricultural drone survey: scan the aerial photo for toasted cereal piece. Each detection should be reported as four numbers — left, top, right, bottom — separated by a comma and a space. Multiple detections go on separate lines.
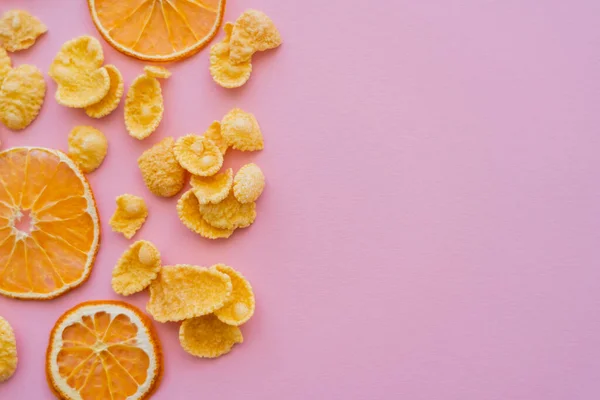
179, 315, 243, 358
199, 193, 256, 230
109, 194, 148, 239
191, 168, 233, 205
0, 64, 45, 131
147, 265, 232, 322
212, 264, 255, 326
144, 66, 171, 79
203, 121, 228, 155
0, 48, 11, 86
67, 126, 108, 173
229, 10, 281, 65
124, 74, 163, 139
177, 190, 234, 240
174, 135, 223, 177
221, 108, 264, 151
210, 23, 252, 89
137, 137, 186, 197
112, 240, 161, 296
85, 64, 124, 118
0, 316, 17, 382
233, 163, 265, 204
0, 10, 47, 52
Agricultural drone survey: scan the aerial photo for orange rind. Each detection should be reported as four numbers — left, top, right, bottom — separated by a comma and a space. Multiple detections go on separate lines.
179, 315, 243, 358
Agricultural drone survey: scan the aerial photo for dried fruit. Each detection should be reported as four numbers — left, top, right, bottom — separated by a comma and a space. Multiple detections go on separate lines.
147, 265, 232, 322
179, 315, 243, 358
112, 240, 161, 296
233, 163, 265, 204
229, 10, 282, 65
137, 137, 186, 197
125, 74, 163, 140
199, 193, 256, 230
67, 126, 108, 173
46, 301, 162, 400
210, 22, 252, 89
212, 264, 255, 326
221, 108, 264, 151
0, 316, 17, 382
85, 64, 124, 118
0, 47, 11, 86
177, 190, 234, 240
0, 64, 45, 131
203, 121, 228, 155
0, 10, 47, 52
191, 168, 233, 205
109, 194, 148, 239
144, 66, 171, 79
174, 135, 223, 177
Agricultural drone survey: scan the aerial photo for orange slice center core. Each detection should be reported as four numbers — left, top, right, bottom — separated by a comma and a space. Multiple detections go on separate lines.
13, 209, 34, 237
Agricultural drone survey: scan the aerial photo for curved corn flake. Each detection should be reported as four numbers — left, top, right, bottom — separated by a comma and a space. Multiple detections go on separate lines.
138, 137, 186, 197
112, 240, 161, 296
210, 23, 252, 89
191, 168, 233, 205
0, 48, 11, 86
0, 64, 45, 131
85, 64, 124, 118
179, 315, 243, 358
233, 163, 265, 204
177, 190, 235, 240
144, 66, 171, 79
203, 121, 228, 155
199, 193, 256, 230
147, 265, 233, 322
109, 194, 148, 239
212, 264, 255, 326
0, 316, 17, 382
229, 10, 282, 65
221, 108, 264, 151
174, 135, 223, 177
67, 126, 108, 173
125, 74, 163, 139
0, 10, 47, 52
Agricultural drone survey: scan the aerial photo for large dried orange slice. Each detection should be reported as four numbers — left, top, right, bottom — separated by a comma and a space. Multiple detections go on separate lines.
47, 300, 162, 400
0, 147, 100, 300
88, 0, 226, 61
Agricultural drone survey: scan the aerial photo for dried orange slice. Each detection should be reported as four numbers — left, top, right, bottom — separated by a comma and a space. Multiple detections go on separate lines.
88, 0, 226, 62
0, 147, 100, 300
46, 300, 162, 400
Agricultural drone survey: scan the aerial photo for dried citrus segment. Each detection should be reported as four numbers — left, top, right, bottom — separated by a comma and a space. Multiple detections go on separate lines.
125, 74, 163, 140
0, 10, 47, 52
212, 264, 255, 326
203, 120, 228, 155
138, 137, 186, 197
199, 193, 256, 230
112, 240, 161, 296
0, 316, 17, 382
174, 135, 223, 177
147, 265, 232, 322
179, 315, 242, 358
67, 126, 108, 173
233, 163, 265, 204
0, 64, 45, 131
0, 47, 11, 86
221, 108, 264, 151
0, 147, 99, 299
144, 66, 171, 79
177, 190, 234, 240
47, 301, 162, 400
84, 64, 124, 118
109, 194, 148, 239
229, 10, 282, 64
191, 168, 233, 205
210, 22, 252, 89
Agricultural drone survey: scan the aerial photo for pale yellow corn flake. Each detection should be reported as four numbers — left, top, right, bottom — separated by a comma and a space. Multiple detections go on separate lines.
0, 64, 45, 131
174, 135, 223, 177
112, 240, 161, 296
0, 10, 47, 52
233, 163, 265, 204
212, 264, 255, 326
221, 108, 264, 151
109, 194, 148, 239
138, 137, 186, 197
85, 64, 124, 118
210, 22, 252, 89
0, 316, 17, 382
203, 121, 228, 155
179, 315, 243, 358
191, 168, 233, 205
229, 10, 282, 65
144, 65, 171, 79
199, 193, 256, 230
125, 74, 163, 139
67, 125, 108, 173
177, 190, 234, 240
147, 264, 233, 322
0, 47, 11, 86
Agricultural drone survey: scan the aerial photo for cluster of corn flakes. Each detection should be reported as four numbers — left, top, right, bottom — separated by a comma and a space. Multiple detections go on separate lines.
125, 66, 169, 140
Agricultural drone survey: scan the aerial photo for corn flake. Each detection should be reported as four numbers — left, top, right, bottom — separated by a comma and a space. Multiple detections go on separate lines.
144, 65, 171, 79
229, 10, 282, 64
191, 168, 233, 205
174, 135, 223, 177
179, 315, 243, 358
67, 126, 108, 173
0, 64, 45, 131
0, 10, 47, 52
0, 48, 11, 86
203, 121, 228, 155
85, 64, 124, 118
109, 194, 148, 239
125, 74, 163, 139
138, 137, 186, 197
221, 108, 264, 151
212, 264, 255, 326
199, 193, 256, 230
210, 23, 252, 89
112, 240, 161, 296
177, 190, 234, 240
0, 316, 17, 382
233, 163, 265, 204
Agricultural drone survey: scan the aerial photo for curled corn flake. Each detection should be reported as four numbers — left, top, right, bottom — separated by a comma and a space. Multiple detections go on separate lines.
125, 74, 163, 139
112, 240, 161, 296
109, 194, 148, 239
203, 121, 228, 155
0, 316, 17, 382
191, 168, 233, 205
0, 64, 45, 131
210, 23, 252, 89
212, 264, 255, 326
85, 64, 124, 118
233, 163, 265, 204
0, 48, 11, 86
0, 10, 47, 52
177, 190, 235, 240
229, 10, 282, 65
67, 125, 108, 173
179, 315, 243, 358
174, 135, 223, 177
221, 108, 264, 151
199, 193, 256, 230
138, 137, 186, 197
144, 65, 171, 79
147, 265, 233, 322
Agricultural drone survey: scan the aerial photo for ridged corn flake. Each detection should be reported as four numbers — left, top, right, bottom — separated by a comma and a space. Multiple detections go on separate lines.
112, 240, 161, 296
229, 10, 282, 65
124, 74, 163, 140
174, 135, 223, 177
191, 168, 233, 205
199, 193, 256, 230
67, 125, 108, 173
212, 264, 255, 326
0, 64, 45, 131
0, 10, 47, 52
109, 194, 148, 239
84, 64, 124, 118
137, 137, 186, 197
203, 120, 228, 155
221, 108, 264, 151
0, 48, 11, 86
0, 316, 17, 382
210, 23, 252, 89
143, 65, 171, 79
179, 315, 243, 358
177, 190, 234, 240
233, 163, 265, 204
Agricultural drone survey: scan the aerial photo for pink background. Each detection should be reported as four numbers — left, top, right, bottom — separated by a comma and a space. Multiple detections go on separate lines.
1, 0, 599, 398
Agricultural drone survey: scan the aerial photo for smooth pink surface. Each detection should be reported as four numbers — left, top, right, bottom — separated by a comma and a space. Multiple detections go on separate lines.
0, 0, 599, 398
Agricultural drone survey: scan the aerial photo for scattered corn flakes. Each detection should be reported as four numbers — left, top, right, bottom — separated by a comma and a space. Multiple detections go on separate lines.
174, 135, 223, 177
138, 137, 186, 197
144, 66, 171, 79
191, 168, 233, 205
177, 190, 234, 240
0, 48, 11, 86
229, 10, 282, 65
112, 240, 161, 296
124, 74, 164, 140
0, 64, 45, 131
212, 264, 255, 326
0, 10, 47, 52
203, 121, 228, 155
233, 163, 265, 204
0, 316, 17, 382
221, 108, 264, 151
147, 265, 233, 322
109, 194, 148, 239
67, 125, 108, 173
179, 315, 243, 358
210, 23, 252, 89
199, 193, 256, 230
84, 64, 124, 118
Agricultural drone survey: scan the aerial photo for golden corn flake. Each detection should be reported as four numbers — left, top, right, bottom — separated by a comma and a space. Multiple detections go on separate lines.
210, 22, 252, 89
199, 193, 256, 230
212, 264, 255, 326
67, 125, 108, 173
221, 108, 264, 151
174, 135, 223, 177
109, 194, 148, 239
0, 316, 17, 382
191, 168, 233, 205
138, 137, 186, 197
0, 10, 47, 52
112, 240, 161, 296
229, 10, 282, 64
0, 47, 11, 86
177, 190, 235, 240
125, 74, 163, 140
85, 64, 124, 118
203, 120, 228, 155
179, 315, 243, 358
147, 265, 233, 322
233, 163, 265, 204
144, 65, 171, 79
0, 64, 45, 131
